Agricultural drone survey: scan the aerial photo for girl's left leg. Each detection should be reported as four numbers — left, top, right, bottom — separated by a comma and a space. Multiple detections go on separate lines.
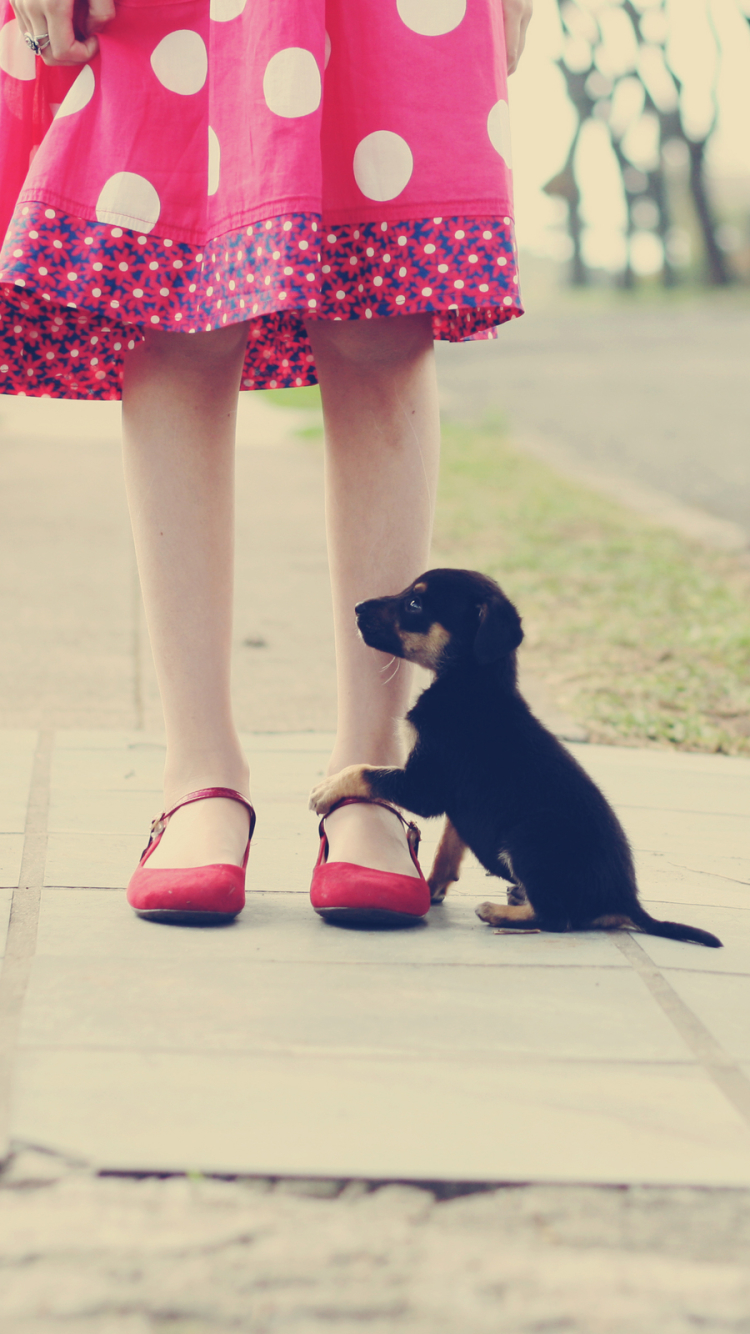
305, 313, 440, 876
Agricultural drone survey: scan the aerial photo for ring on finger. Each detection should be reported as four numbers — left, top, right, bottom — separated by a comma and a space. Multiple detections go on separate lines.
24, 32, 50, 55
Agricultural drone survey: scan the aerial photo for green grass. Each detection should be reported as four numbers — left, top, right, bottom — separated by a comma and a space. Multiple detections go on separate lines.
261, 388, 750, 754
261, 385, 322, 410
434, 422, 750, 755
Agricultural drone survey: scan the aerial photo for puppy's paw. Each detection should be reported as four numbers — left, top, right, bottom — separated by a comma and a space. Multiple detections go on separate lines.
475, 899, 505, 926
428, 878, 449, 904
308, 764, 373, 814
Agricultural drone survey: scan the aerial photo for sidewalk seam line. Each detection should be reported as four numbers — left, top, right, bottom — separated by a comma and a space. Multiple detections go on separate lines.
0, 728, 54, 1155
615, 931, 750, 1127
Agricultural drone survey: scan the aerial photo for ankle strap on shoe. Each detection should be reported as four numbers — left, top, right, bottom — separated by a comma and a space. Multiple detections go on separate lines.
319, 796, 421, 856
150, 787, 256, 844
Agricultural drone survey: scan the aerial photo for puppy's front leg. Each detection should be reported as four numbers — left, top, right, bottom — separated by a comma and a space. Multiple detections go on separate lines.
428, 818, 466, 903
309, 764, 400, 815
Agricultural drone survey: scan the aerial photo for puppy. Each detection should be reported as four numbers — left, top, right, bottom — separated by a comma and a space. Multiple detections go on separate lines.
309, 568, 722, 948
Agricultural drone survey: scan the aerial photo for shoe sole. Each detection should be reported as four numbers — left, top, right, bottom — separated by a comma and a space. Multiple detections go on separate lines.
132, 908, 241, 926
314, 906, 426, 928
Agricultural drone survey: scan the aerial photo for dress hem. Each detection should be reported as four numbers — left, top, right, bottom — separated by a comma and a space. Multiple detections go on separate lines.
18, 186, 516, 249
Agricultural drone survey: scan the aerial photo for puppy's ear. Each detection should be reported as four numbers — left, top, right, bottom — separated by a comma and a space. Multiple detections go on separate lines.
473, 596, 523, 664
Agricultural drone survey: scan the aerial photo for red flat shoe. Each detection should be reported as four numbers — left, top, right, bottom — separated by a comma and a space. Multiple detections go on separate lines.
127, 787, 256, 924
310, 797, 430, 925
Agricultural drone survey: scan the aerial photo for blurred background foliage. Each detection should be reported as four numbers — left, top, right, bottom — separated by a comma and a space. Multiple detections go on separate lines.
511, 0, 750, 288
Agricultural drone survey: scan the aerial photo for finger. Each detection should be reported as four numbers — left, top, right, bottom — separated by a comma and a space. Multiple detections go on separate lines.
505, 17, 522, 75
86, 0, 115, 33
43, 6, 99, 64
504, 0, 532, 74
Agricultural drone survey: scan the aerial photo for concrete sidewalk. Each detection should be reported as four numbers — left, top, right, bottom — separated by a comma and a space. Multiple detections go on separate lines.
1, 727, 750, 1185
1, 391, 749, 1186
1, 390, 750, 1330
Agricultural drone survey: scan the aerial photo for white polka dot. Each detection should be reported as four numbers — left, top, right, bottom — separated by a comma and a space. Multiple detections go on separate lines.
0, 19, 36, 80
479, 283, 489, 292
151, 30, 207, 95
263, 48, 321, 118
96, 173, 161, 232
421, 287, 433, 296
487, 99, 512, 168
397, 0, 466, 36
45, 209, 56, 219
336, 290, 346, 300
395, 295, 406, 305
354, 132, 413, 202
324, 31, 332, 67
208, 126, 221, 195
55, 65, 95, 119
210, 0, 246, 18
483, 230, 493, 239
373, 276, 383, 286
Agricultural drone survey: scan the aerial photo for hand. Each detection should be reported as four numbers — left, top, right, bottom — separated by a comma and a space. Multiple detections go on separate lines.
503, 0, 533, 75
10, 0, 115, 66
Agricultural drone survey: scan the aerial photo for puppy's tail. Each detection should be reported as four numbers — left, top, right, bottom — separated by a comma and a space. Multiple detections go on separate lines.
630, 908, 722, 949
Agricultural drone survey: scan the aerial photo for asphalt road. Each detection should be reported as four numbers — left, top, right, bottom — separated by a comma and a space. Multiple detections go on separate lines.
436, 293, 750, 537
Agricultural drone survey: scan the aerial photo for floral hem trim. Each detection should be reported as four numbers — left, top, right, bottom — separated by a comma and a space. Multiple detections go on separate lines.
0, 204, 522, 399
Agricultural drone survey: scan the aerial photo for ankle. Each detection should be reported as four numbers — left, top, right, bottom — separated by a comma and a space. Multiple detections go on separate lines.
163, 746, 250, 809
328, 735, 404, 775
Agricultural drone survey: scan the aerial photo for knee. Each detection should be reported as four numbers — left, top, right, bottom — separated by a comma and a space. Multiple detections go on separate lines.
306, 313, 433, 371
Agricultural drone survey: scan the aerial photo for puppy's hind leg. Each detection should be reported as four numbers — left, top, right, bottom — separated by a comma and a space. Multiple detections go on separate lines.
428, 818, 466, 904
475, 900, 540, 931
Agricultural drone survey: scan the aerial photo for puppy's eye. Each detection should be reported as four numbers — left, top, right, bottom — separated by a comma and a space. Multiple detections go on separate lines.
406, 597, 423, 615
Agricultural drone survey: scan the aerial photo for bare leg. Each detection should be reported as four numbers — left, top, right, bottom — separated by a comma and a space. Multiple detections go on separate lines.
121, 325, 251, 868
305, 314, 440, 875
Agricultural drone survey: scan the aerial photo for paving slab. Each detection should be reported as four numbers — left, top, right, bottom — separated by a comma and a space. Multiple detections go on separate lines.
13, 1049, 750, 1185
1, 728, 748, 1186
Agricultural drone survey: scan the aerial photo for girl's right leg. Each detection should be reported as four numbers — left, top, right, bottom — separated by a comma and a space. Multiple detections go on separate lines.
121, 324, 251, 868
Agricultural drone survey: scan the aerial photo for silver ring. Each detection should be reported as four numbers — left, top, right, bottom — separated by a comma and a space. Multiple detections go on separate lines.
24, 32, 51, 56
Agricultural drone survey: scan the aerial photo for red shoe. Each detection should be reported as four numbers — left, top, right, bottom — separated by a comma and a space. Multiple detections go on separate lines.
310, 797, 430, 925
127, 787, 256, 924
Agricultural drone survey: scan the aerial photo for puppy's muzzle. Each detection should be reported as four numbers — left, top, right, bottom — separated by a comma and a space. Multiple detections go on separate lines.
355, 599, 404, 658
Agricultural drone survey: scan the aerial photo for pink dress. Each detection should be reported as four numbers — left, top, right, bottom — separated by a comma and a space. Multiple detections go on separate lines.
0, 0, 521, 398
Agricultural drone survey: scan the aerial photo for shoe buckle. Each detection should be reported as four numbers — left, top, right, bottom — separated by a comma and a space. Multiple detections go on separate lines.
406, 820, 421, 854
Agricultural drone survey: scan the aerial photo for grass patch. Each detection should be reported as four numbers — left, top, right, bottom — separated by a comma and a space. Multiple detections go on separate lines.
434, 421, 750, 755
261, 385, 322, 411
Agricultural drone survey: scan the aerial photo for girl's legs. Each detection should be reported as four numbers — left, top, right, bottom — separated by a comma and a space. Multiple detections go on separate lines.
305, 314, 440, 875
120, 313, 439, 877
121, 324, 251, 869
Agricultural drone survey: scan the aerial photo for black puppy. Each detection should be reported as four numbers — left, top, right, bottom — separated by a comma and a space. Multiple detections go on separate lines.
309, 568, 722, 948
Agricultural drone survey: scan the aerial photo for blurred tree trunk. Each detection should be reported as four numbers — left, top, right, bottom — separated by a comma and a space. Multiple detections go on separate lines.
686, 139, 732, 285
554, 0, 730, 288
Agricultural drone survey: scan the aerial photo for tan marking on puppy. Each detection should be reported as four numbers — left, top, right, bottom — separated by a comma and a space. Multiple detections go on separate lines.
592, 914, 631, 929
400, 622, 451, 670
428, 818, 466, 903
309, 763, 377, 814
475, 900, 538, 928
412, 581, 428, 594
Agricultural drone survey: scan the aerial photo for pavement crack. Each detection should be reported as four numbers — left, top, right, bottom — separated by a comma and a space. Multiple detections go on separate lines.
0, 728, 54, 1155
615, 932, 750, 1129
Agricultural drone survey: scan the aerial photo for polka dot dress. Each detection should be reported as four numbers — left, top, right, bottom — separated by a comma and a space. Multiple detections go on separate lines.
0, 0, 522, 399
